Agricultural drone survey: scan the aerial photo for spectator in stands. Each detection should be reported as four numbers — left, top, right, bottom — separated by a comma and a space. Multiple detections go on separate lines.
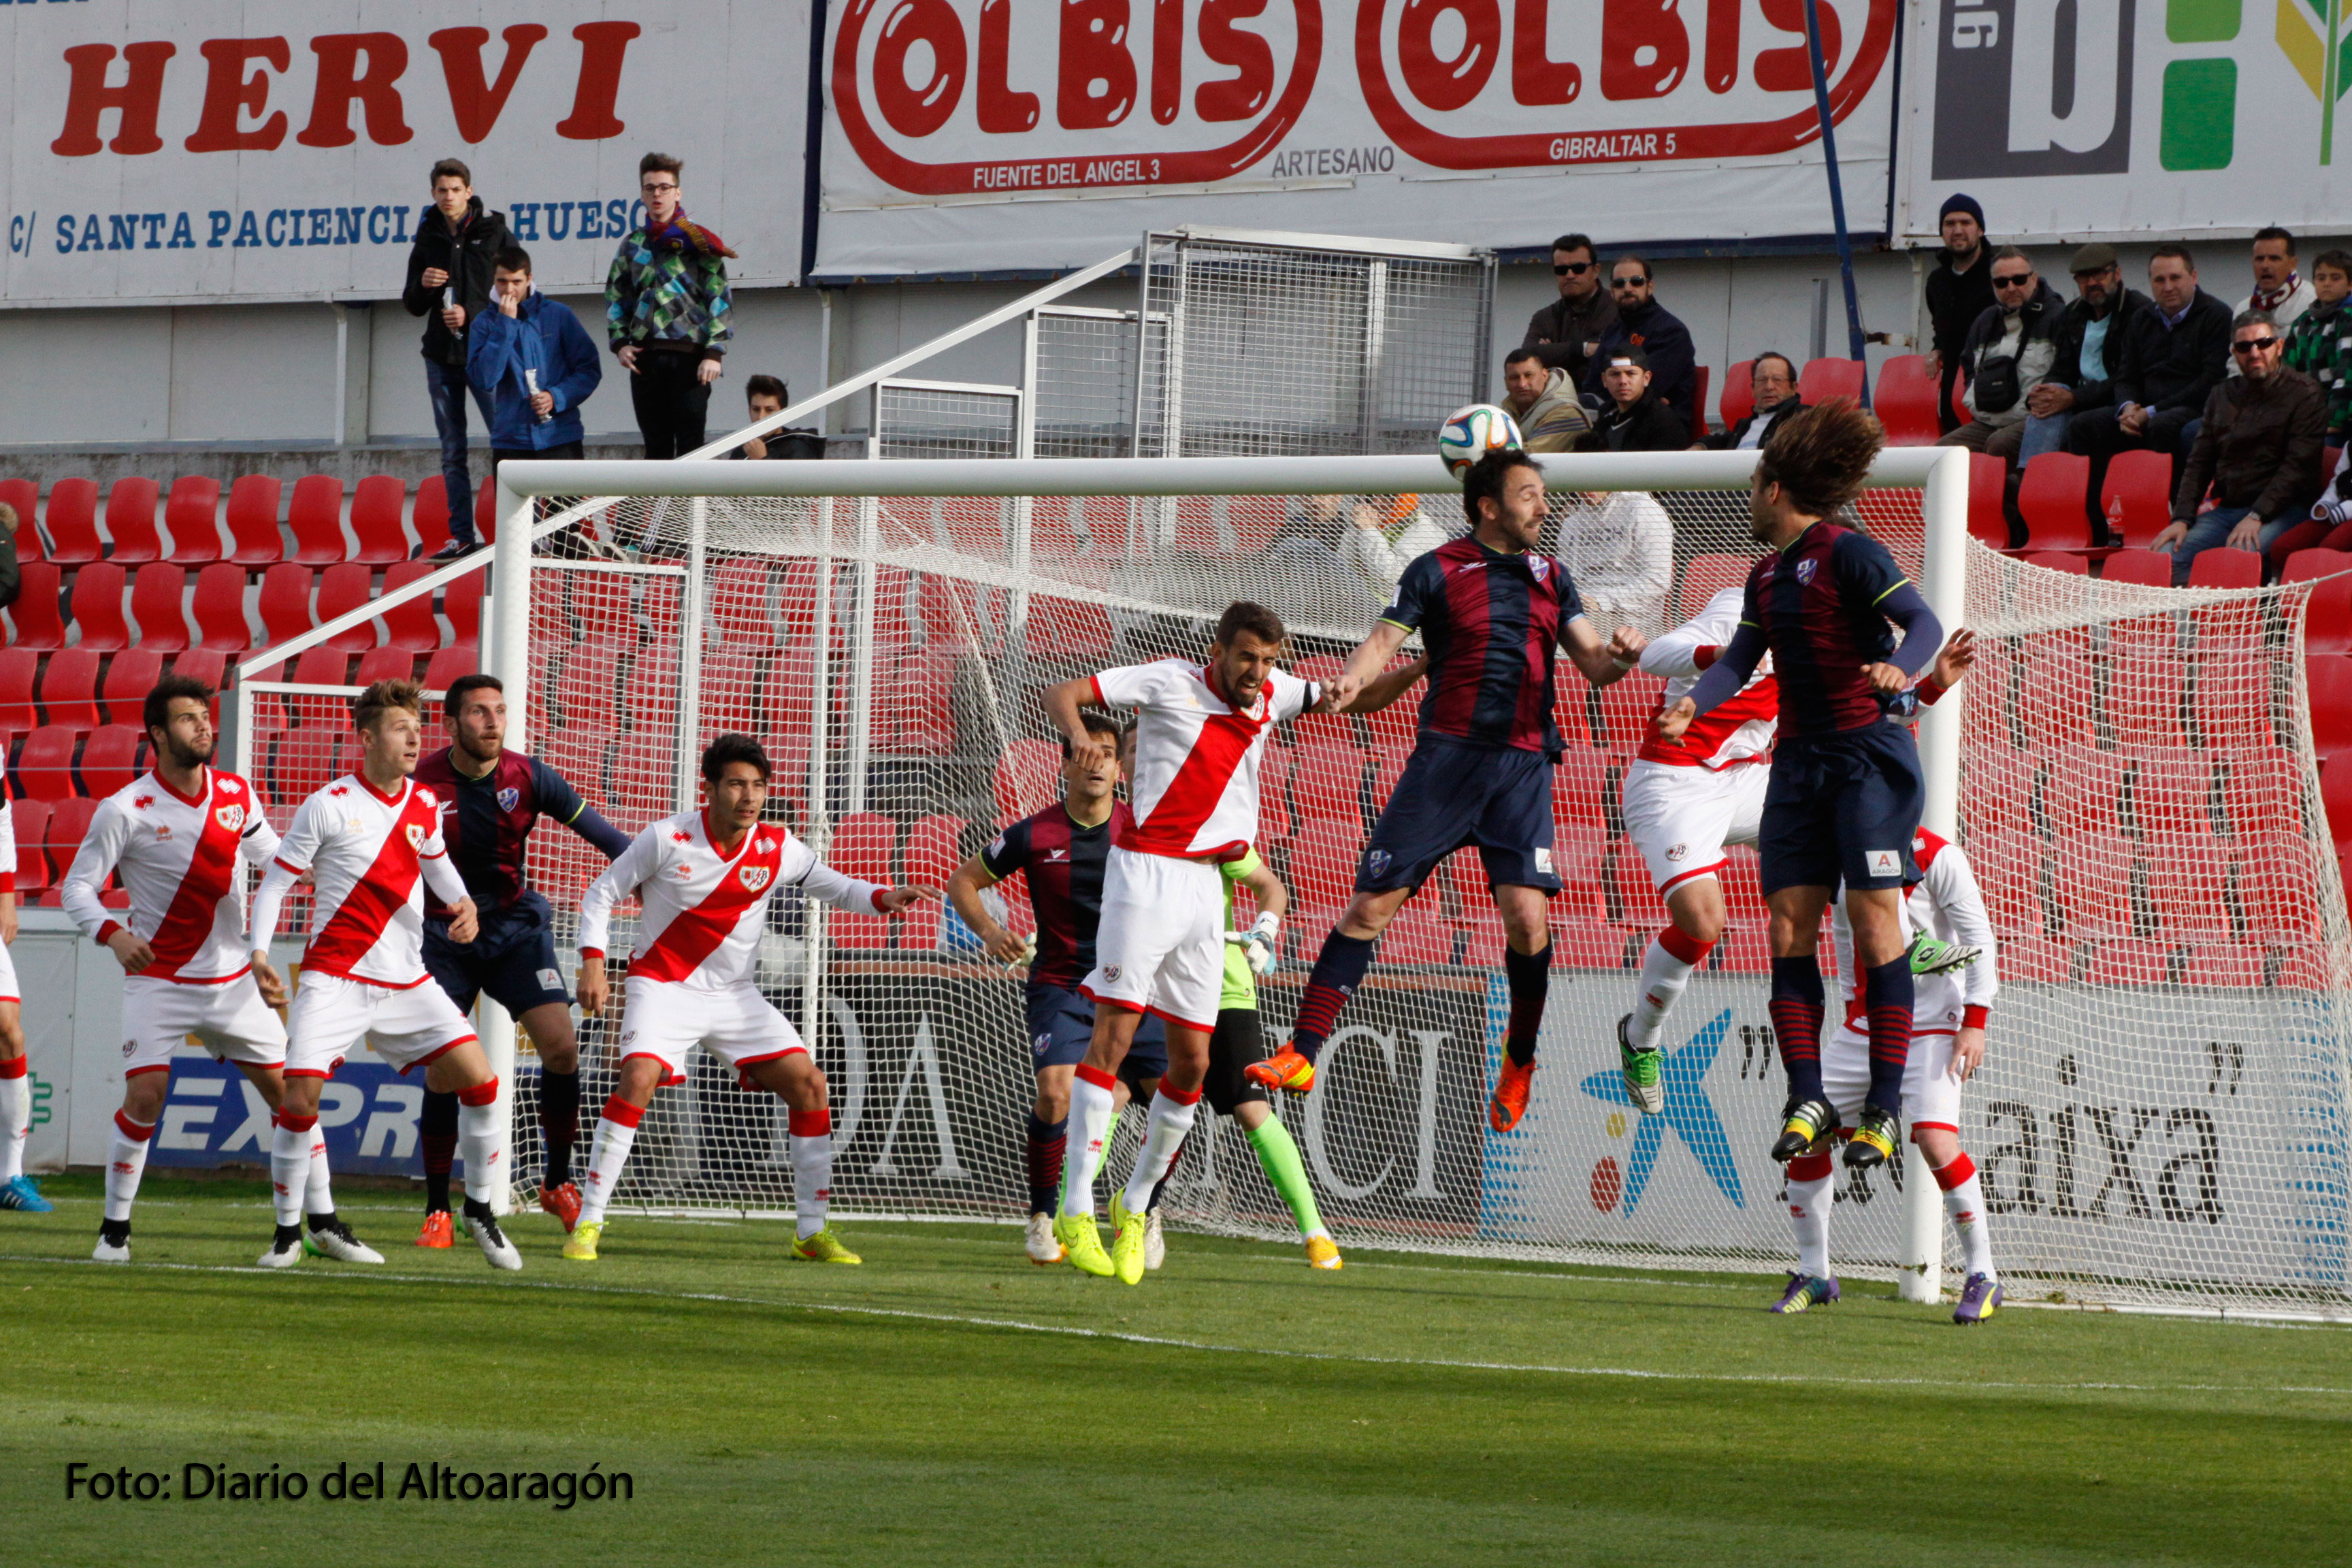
2283, 249, 2352, 439
1502, 347, 1592, 452
1923, 194, 1995, 434
2150, 311, 2327, 585
2028, 244, 2148, 463
2270, 446, 2352, 566
1697, 353, 1803, 451
606, 152, 734, 460
2238, 227, 2316, 333
1584, 257, 1696, 435
1521, 232, 1617, 385
402, 158, 510, 561
0, 501, 18, 610
2065, 244, 2232, 539
468, 247, 601, 468
1552, 486, 1673, 633
1340, 494, 1448, 604
728, 375, 821, 460
1938, 248, 2065, 466
1578, 346, 1687, 452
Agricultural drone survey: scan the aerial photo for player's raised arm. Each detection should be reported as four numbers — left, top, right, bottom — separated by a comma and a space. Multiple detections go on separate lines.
1558, 612, 1646, 688
1349, 655, 1428, 715
785, 831, 938, 916
532, 756, 634, 860
1324, 621, 1413, 713
1041, 674, 1120, 772
576, 822, 667, 1017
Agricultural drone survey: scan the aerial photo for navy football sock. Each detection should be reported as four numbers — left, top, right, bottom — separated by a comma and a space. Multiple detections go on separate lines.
1026, 1113, 1068, 1216
1863, 958, 1916, 1113
1769, 956, 1827, 1105
1293, 932, 1376, 1064
421, 1088, 459, 1214
1503, 943, 1550, 1068
540, 1068, 581, 1188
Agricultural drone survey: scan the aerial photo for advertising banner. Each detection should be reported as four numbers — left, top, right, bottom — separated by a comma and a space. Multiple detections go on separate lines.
1894, 0, 2352, 242
0, 0, 811, 306
816, 0, 1899, 276
145, 1058, 427, 1179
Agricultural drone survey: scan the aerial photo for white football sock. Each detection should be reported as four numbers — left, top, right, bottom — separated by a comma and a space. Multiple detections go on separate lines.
1786, 1167, 1834, 1278
1629, 927, 1712, 1049
1939, 1154, 1997, 1281
1059, 1068, 1117, 1219
0, 1068, 28, 1181
787, 1107, 834, 1240
1120, 1087, 1201, 1213
270, 1115, 314, 1228
304, 1124, 333, 1218
578, 1099, 642, 1227
457, 1083, 502, 1207
105, 1112, 157, 1222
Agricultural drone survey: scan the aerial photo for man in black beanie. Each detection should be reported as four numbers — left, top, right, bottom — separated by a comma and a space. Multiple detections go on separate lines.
1923, 194, 1995, 435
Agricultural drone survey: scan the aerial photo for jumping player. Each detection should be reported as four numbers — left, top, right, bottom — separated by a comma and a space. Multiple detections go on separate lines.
1040, 600, 1330, 1284
1250, 448, 1648, 1134
61, 676, 316, 1262
0, 795, 35, 1213
569, 734, 936, 1264
248, 679, 522, 1272
1777, 824, 2002, 1325
1657, 400, 1947, 1169
412, 674, 632, 1247
944, 712, 1176, 1267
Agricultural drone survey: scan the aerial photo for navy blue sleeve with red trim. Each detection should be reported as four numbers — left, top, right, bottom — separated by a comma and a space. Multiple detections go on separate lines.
532, 757, 631, 860
1379, 551, 1446, 631
980, 818, 1032, 881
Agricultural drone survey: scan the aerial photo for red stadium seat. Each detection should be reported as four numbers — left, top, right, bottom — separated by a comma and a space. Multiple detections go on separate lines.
476, 482, 498, 544
287, 476, 346, 566
225, 475, 284, 566
2180, 945, 2263, 986
1288, 817, 1367, 902
39, 647, 101, 732
0, 649, 36, 736
43, 478, 101, 564
7, 562, 65, 651
101, 648, 165, 726
1556, 751, 1610, 828
314, 563, 379, 654
1597, 671, 1665, 754
2022, 551, 2090, 576
2132, 757, 2215, 838
875, 645, 960, 756
255, 564, 316, 649
421, 644, 482, 696
1872, 355, 1942, 446
1676, 553, 1752, 619
0, 480, 37, 560
2099, 450, 2173, 549
13, 800, 56, 893
1381, 906, 1454, 964
80, 725, 142, 796
15, 727, 80, 801
412, 477, 453, 558
1801, 358, 1865, 405
774, 559, 834, 641
69, 563, 133, 652
992, 738, 1062, 819
2100, 549, 2176, 588
129, 563, 191, 652
2307, 655, 2352, 761
2087, 940, 2174, 987
1719, 359, 1754, 431
1967, 453, 2010, 550
169, 651, 227, 713
1288, 740, 1367, 825
354, 646, 415, 687
191, 563, 253, 653
2308, 574, 2352, 656
445, 570, 485, 648
1028, 598, 1117, 663
1367, 740, 1411, 810
2186, 547, 2261, 589
708, 561, 778, 650
349, 477, 410, 565
378, 561, 444, 655
830, 813, 896, 949
292, 646, 351, 696
2016, 454, 2094, 552
103, 478, 164, 564
899, 814, 965, 948
1686, 365, 1710, 440
163, 476, 224, 564
2281, 548, 2352, 585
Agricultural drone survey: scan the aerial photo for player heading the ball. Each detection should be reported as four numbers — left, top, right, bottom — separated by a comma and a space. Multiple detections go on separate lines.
1039, 601, 1335, 1284
1250, 448, 1648, 1136
248, 679, 521, 1272
1656, 399, 1947, 1170
570, 734, 938, 1264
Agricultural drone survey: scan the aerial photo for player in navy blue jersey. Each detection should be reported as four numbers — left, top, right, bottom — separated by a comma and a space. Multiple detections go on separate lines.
1252, 448, 1650, 1135
411, 674, 632, 1244
945, 711, 1177, 1266
1658, 399, 1948, 1169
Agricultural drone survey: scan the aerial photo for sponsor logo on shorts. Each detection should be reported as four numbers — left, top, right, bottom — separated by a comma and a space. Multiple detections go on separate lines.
1865, 849, 1901, 878
1665, 842, 1688, 862
1365, 849, 1392, 879
1795, 559, 1818, 585
215, 804, 244, 831
537, 968, 563, 992
497, 787, 521, 811
620, 1029, 638, 1048
1102, 965, 1121, 981
739, 864, 772, 893
1032, 1032, 1053, 1058
1534, 847, 1554, 875
122, 1039, 137, 1057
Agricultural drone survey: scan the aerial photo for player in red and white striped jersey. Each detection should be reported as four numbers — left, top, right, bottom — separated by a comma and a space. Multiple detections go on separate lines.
0, 760, 34, 1214
248, 679, 522, 1273
567, 734, 936, 1264
1036, 600, 1334, 1284
61, 675, 315, 1262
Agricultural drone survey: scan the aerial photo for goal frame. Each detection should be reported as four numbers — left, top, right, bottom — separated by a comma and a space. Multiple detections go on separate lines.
491, 448, 1971, 1293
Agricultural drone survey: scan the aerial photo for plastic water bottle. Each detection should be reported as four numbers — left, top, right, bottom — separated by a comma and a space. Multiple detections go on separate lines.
444, 284, 463, 342
526, 368, 550, 423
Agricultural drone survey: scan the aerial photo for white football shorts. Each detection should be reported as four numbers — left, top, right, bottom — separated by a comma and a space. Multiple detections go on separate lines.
121, 974, 287, 1077
1821, 971, 1972, 1133
1620, 759, 1769, 896
0, 938, 15, 1004
617, 977, 806, 1081
1081, 846, 1224, 1033
285, 971, 478, 1078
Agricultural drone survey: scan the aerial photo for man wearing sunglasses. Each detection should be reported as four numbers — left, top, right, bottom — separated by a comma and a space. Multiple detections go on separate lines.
2068, 244, 2233, 542
1938, 248, 2065, 466
2149, 311, 2328, 585
1521, 232, 1618, 385
1582, 257, 1697, 439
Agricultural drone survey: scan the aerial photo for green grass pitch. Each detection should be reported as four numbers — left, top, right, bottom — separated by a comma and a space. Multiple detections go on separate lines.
1, 1173, 2345, 1567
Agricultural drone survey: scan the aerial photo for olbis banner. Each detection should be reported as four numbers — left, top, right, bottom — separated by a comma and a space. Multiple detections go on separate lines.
816, 0, 1899, 276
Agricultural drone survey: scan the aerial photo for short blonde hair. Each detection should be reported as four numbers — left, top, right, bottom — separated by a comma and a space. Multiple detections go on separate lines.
353, 678, 423, 733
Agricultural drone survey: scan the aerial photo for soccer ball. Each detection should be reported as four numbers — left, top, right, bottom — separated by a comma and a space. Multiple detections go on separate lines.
1437, 404, 1524, 476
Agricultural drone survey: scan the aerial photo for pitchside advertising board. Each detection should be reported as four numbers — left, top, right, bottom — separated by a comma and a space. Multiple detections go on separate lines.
1895, 0, 2351, 240
0, 0, 811, 306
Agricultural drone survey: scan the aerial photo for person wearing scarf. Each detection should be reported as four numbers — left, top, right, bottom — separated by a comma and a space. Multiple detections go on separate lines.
606, 152, 736, 461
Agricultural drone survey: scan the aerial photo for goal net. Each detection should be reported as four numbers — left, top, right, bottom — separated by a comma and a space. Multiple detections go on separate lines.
478, 451, 2352, 1320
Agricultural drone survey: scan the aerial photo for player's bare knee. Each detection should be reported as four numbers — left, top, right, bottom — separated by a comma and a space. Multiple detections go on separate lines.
1231, 1100, 1269, 1131
122, 1073, 170, 1124
615, 1056, 664, 1105
1340, 889, 1407, 938
280, 1076, 323, 1117
244, 1066, 287, 1111
1914, 1126, 1961, 1166
0, 1012, 23, 1058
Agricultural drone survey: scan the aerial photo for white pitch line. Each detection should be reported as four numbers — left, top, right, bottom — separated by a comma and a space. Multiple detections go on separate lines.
16, 1255, 2351, 1399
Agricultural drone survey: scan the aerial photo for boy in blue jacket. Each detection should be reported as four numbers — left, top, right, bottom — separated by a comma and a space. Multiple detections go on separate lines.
468, 246, 602, 466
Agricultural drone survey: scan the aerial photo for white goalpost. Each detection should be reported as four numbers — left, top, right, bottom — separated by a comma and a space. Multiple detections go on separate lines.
419, 444, 2350, 1320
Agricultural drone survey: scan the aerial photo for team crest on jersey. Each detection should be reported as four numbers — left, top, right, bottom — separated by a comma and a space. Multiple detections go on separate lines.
1364, 849, 1391, 879
1529, 557, 1550, 582
1665, 843, 1688, 862
1795, 559, 1818, 585
497, 787, 520, 811
405, 823, 425, 848
987, 834, 1006, 857
216, 804, 244, 832
739, 864, 773, 893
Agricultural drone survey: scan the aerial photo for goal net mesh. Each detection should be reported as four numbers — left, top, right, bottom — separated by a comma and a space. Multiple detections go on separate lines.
483, 478, 2351, 1318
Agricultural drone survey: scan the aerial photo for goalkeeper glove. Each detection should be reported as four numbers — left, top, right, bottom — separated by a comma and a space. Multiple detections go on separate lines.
1223, 913, 1281, 977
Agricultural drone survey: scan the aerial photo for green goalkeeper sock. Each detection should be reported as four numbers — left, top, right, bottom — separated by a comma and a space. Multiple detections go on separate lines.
1246, 1115, 1326, 1240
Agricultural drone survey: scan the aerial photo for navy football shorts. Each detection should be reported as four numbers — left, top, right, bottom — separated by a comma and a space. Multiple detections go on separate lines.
1757, 721, 1925, 896
1026, 983, 1169, 1090
1356, 736, 1563, 895
423, 911, 571, 1017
